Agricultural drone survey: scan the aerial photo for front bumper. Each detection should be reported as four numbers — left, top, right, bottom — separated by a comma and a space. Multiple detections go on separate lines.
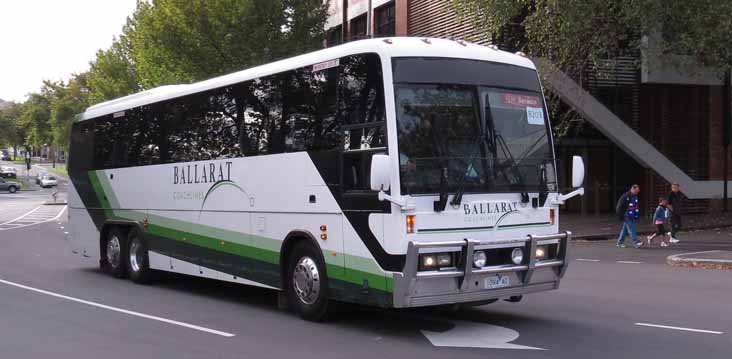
392, 232, 571, 308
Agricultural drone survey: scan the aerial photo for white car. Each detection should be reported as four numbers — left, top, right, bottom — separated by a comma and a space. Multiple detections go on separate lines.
0, 166, 17, 178
39, 175, 58, 188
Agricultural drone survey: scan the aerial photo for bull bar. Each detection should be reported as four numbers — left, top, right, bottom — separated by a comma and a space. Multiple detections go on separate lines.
392, 231, 571, 308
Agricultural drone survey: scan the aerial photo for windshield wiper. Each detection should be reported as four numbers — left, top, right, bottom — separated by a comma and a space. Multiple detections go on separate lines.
449, 133, 489, 208
495, 133, 530, 204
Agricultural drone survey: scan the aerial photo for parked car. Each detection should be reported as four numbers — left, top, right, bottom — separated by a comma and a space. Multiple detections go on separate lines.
39, 175, 58, 188
0, 153, 10, 161
0, 166, 17, 178
36, 171, 48, 184
0, 178, 21, 193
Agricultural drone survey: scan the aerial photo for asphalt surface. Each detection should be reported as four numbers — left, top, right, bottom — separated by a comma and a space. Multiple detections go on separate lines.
0, 170, 730, 358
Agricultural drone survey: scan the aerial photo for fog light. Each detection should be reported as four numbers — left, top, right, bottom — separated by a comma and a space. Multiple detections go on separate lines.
535, 246, 547, 260
511, 247, 524, 265
473, 250, 487, 268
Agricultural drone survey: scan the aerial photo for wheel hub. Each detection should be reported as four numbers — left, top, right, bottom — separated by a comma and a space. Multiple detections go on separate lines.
292, 257, 320, 305
129, 237, 141, 272
106, 236, 121, 268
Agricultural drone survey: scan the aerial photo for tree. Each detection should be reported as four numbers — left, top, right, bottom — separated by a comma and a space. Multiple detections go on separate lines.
0, 102, 25, 159
128, 0, 329, 88
87, 36, 140, 105
453, 0, 732, 136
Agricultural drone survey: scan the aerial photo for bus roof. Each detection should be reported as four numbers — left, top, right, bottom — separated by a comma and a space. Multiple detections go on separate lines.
79, 37, 536, 121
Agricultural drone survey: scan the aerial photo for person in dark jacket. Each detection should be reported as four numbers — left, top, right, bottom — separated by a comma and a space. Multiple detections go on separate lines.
616, 184, 643, 248
667, 183, 682, 243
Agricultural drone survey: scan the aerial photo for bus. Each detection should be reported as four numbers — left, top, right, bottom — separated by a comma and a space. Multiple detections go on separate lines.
67, 37, 585, 321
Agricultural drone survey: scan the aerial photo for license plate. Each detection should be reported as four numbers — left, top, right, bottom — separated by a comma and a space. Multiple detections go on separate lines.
485, 275, 510, 289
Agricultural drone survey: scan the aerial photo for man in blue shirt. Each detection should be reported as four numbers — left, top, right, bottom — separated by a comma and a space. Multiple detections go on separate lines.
615, 184, 643, 248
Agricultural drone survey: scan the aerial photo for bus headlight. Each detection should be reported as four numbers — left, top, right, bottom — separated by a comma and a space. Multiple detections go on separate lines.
473, 250, 487, 268
511, 247, 524, 265
535, 246, 547, 260
419, 252, 453, 270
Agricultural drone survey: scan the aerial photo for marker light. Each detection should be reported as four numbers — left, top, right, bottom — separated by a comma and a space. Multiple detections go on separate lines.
473, 250, 487, 268
406, 215, 416, 234
549, 209, 555, 225
511, 248, 524, 265
535, 246, 547, 260
320, 234, 327, 240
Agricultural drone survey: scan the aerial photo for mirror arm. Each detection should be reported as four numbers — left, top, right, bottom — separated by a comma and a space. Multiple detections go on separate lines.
551, 187, 585, 205
378, 191, 416, 211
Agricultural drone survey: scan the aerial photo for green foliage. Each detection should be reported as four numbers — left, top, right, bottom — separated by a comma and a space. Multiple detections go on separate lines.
454, 0, 732, 72
128, 0, 329, 88
453, 0, 732, 137
9, 0, 330, 152
87, 37, 140, 104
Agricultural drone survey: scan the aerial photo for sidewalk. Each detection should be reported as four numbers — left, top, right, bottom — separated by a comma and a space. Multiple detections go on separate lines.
562, 212, 732, 269
560, 212, 732, 240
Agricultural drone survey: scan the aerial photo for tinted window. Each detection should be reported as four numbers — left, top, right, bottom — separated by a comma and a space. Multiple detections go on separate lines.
339, 53, 386, 192
88, 53, 379, 171
393, 58, 541, 91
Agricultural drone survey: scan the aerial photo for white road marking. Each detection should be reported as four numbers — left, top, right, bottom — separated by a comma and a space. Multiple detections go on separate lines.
421, 320, 544, 350
635, 322, 723, 335
0, 277, 235, 337
0, 206, 41, 226
576, 259, 600, 262
617, 261, 643, 264
0, 205, 67, 231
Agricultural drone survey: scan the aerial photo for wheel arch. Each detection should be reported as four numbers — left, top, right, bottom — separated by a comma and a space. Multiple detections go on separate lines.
279, 230, 323, 289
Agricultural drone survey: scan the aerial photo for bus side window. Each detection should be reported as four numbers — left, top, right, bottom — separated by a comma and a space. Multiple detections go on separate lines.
339, 53, 386, 192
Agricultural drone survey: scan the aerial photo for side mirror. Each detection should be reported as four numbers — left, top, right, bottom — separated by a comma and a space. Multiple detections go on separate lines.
572, 155, 585, 188
370, 154, 391, 191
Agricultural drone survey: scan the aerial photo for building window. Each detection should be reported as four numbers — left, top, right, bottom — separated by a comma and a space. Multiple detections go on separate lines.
327, 25, 342, 47
375, 3, 395, 37
350, 15, 367, 40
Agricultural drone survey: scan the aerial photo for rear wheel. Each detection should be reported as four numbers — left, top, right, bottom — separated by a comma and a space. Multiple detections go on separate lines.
102, 227, 127, 278
287, 242, 330, 321
8, 186, 17, 193
127, 228, 152, 284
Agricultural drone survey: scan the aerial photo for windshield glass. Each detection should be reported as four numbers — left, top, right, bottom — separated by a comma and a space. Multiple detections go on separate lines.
394, 58, 555, 195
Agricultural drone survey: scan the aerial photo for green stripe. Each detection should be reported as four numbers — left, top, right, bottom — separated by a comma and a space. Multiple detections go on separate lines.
87, 170, 392, 292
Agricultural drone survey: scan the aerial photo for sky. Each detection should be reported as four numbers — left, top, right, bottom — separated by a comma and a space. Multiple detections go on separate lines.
0, 0, 138, 103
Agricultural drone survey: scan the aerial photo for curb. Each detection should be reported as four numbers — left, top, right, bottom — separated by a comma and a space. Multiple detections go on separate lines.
666, 250, 732, 270
44, 202, 68, 206
570, 222, 732, 241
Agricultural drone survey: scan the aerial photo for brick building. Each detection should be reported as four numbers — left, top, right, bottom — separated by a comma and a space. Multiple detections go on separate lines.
324, 0, 732, 215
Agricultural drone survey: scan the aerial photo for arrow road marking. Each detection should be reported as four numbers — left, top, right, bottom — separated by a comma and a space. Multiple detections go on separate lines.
421, 320, 544, 350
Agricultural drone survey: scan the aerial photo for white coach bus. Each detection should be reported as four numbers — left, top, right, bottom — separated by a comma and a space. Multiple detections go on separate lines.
68, 37, 585, 320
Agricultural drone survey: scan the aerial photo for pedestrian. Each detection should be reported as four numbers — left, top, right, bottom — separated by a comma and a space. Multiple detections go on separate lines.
646, 197, 670, 247
667, 183, 682, 243
616, 184, 643, 248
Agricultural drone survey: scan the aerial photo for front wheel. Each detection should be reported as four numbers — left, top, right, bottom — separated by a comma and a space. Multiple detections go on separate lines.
8, 186, 17, 193
287, 242, 330, 321
127, 228, 153, 284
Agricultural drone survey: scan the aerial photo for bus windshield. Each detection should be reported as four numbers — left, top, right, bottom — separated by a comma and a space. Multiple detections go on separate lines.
394, 58, 555, 195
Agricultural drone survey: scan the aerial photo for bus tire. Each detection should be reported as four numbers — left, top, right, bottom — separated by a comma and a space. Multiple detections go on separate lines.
287, 242, 329, 321
102, 227, 127, 278
126, 227, 152, 284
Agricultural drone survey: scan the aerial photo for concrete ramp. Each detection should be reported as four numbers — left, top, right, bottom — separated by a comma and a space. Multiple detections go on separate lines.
538, 59, 730, 199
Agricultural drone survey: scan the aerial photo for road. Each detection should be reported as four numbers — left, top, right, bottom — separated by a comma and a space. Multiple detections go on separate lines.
0, 167, 730, 358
